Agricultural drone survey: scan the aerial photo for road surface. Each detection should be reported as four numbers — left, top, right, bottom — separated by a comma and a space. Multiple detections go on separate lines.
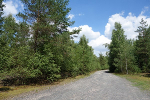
12, 70, 150, 100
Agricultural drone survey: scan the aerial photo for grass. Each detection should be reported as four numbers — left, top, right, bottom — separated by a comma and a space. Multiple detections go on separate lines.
0, 71, 96, 100
115, 73, 150, 91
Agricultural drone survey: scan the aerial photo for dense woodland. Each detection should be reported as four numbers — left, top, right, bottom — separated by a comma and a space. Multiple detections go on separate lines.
0, 0, 150, 86
106, 21, 150, 74
0, 0, 108, 85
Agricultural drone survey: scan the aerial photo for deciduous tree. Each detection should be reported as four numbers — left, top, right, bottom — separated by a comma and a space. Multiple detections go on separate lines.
108, 22, 126, 72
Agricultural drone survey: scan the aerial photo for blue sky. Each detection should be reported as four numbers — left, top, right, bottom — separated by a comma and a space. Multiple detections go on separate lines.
68, 0, 150, 31
2, 0, 150, 56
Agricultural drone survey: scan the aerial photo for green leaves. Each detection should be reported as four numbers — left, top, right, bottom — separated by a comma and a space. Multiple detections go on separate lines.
107, 21, 150, 74
135, 19, 150, 72
108, 22, 126, 72
0, 0, 101, 85
99, 53, 109, 70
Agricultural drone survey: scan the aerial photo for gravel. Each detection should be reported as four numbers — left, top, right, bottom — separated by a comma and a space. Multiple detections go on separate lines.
11, 70, 150, 100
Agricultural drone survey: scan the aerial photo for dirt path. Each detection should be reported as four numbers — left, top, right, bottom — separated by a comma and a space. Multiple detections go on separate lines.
12, 70, 150, 100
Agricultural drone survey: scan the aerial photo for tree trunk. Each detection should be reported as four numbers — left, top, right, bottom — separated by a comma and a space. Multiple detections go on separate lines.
125, 53, 128, 74
121, 61, 123, 73
126, 58, 128, 74
34, 30, 38, 53
120, 52, 123, 73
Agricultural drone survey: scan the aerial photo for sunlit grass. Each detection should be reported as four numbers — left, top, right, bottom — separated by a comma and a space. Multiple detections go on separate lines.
0, 85, 47, 100
116, 73, 150, 91
0, 71, 96, 100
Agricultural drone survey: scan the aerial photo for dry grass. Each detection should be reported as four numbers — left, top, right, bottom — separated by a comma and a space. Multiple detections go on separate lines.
0, 71, 96, 100
116, 73, 150, 91
0, 85, 47, 100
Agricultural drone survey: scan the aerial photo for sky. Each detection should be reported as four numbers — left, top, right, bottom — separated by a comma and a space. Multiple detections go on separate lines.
2, 0, 150, 56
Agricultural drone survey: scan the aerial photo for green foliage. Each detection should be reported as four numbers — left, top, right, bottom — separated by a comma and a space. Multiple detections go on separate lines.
28, 52, 61, 82
135, 19, 150, 72
0, 0, 5, 33
2, 14, 18, 48
4, 0, 149, 86
50, 34, 100, 78
107, 22, 141, 74
114, 39, 140, 74
17, 0, 74, 53
0, 37, 9, 72
108, 22, 126, 72
99, 53, 109, 70
78, 35, 93, 74
0, 0, 100, 85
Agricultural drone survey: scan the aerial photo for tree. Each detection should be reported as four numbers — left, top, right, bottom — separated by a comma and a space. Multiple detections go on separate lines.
49, 32, 75, 77
0, 14, 19, 72
135, 18, 150, 72
3, 14, 18, 47
108, 22, 126, 72
0, 0, 102, 85
0, 0, 5, 33
18, 0, 75, 53
78, 35, 92, 74
16, 21, 30, 47
114, 39, 140, 74
0, 0, 6, 72
99, 53, 109, 70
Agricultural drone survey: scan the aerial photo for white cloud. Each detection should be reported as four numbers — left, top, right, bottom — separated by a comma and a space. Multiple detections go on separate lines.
79, 13, 84, 16
68, 14, 75, 20
68, 25, 100, 42
140, 6, 149, 15
88, 35, 111, 56
69, 8, 150, 57
105, 10, 150, 40
88, 35, 111, 48
3, 1, 18, 16
68, 25, 111, 56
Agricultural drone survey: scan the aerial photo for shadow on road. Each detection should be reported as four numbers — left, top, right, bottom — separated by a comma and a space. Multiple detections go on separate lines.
104, 70, 110, 73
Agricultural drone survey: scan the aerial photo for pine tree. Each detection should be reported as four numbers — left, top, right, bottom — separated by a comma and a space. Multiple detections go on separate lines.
3, 14, 18, 47
0, 0, 5, 33
78, 35, 94, 74
18, 0, 74, 53
16, 21, 30, 47
0, 0, 6, 72
135, 18, 150, 72
99, 53, 108, 70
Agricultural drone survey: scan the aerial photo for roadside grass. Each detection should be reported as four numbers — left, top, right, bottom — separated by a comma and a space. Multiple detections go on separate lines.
0, 71, 96, 100
115, 73, 150, 91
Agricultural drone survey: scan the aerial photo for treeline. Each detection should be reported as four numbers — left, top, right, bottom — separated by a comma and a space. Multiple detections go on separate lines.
0, 0, 108, 85
106, 20, 150, 74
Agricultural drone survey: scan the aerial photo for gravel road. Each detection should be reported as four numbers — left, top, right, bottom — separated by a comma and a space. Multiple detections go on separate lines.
12, 70, 150, 100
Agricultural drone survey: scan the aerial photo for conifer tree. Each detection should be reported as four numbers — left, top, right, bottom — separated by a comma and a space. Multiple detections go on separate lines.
18, 0, 74, 53
135, 18, 150, 72
16, 21, 30, 47
78, 35, 93, 74
3, 14, 18, 47
0, 0, 4, 33
99, 53, 108, 70
0, 1, 8, 72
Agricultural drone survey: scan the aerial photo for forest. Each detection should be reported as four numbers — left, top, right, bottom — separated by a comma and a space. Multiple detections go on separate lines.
106, 20, 150, 74
0, 0, 108, 85
0, 0, 150, 86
